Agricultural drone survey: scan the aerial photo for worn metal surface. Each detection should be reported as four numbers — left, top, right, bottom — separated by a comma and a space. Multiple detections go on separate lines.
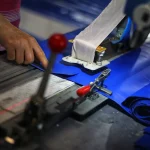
0, 54, 75, 124
0, 54, 41, 92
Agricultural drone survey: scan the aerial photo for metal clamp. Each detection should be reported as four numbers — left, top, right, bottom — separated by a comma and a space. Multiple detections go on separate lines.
91, 69, 112, 95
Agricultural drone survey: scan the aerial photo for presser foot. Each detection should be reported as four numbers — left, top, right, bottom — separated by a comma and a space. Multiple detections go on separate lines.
62, 56, 110, 71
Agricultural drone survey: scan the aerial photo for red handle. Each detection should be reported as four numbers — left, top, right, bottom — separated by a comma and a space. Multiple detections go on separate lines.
48, 33, 67, 53
76, 85, 91, 97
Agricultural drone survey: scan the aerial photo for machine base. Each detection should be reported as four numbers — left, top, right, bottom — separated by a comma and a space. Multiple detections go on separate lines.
62, 56, 110, 71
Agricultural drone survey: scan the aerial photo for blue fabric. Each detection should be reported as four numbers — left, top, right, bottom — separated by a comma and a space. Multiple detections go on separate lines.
135, 134, 150, 150
66, 43, 150, 102
34, 38, 150, 101
33, 36, 150, 105
144, 127, 150, 134
122, 97, 150, 125
31, 27, 150, 124
135, 127, 150, 150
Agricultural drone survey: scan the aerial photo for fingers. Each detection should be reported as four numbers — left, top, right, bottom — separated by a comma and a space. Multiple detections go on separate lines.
4, 28, 47, 68
6, 42, 34, 65
7, 48, 15, 61
31, 39, 48, 68
16, 48, 24, 64
24, 46, 34, 65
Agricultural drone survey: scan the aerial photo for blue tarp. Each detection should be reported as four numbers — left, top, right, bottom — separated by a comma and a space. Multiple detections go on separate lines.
33, 37, 150, 117
135, 127, 150, 150
135, 134, 150, 150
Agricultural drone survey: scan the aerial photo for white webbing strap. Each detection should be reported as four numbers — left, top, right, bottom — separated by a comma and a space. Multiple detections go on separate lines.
72, 0, 126, 63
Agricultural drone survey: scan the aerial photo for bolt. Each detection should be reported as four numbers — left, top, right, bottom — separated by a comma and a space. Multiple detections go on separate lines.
96, 61, 102, 66
37, 124, 43, 130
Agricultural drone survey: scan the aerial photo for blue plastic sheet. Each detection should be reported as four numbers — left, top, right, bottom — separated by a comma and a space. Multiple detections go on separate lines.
135, 134, 150, 150
67, 43, 150, 102
33, 35, 150, 99
144, 127, 150, 134
122, 97, 150, 125
135, 127, 150, 150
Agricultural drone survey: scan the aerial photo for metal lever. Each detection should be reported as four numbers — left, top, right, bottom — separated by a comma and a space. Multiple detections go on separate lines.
91, 69, 111, 92
37, 34, 67, 98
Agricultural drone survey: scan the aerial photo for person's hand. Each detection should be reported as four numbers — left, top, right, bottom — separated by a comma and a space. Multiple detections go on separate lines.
0, 16, 48, 68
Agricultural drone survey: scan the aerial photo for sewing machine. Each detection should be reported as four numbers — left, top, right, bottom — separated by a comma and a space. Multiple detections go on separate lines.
0, 0, 150, 150
63, 0, 150, 72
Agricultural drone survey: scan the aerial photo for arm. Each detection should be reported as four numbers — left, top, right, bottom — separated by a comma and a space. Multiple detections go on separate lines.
0, 14, 48, 68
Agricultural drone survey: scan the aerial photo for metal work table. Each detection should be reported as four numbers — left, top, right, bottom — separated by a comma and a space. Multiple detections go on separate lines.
0, 52, 144, 150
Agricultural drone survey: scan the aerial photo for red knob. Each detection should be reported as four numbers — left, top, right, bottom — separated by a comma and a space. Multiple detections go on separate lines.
48, 33, 67, 53
76, 85, 91, 97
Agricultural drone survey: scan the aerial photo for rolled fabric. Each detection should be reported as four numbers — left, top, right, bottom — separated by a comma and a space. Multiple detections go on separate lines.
122, 96, 150, 125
